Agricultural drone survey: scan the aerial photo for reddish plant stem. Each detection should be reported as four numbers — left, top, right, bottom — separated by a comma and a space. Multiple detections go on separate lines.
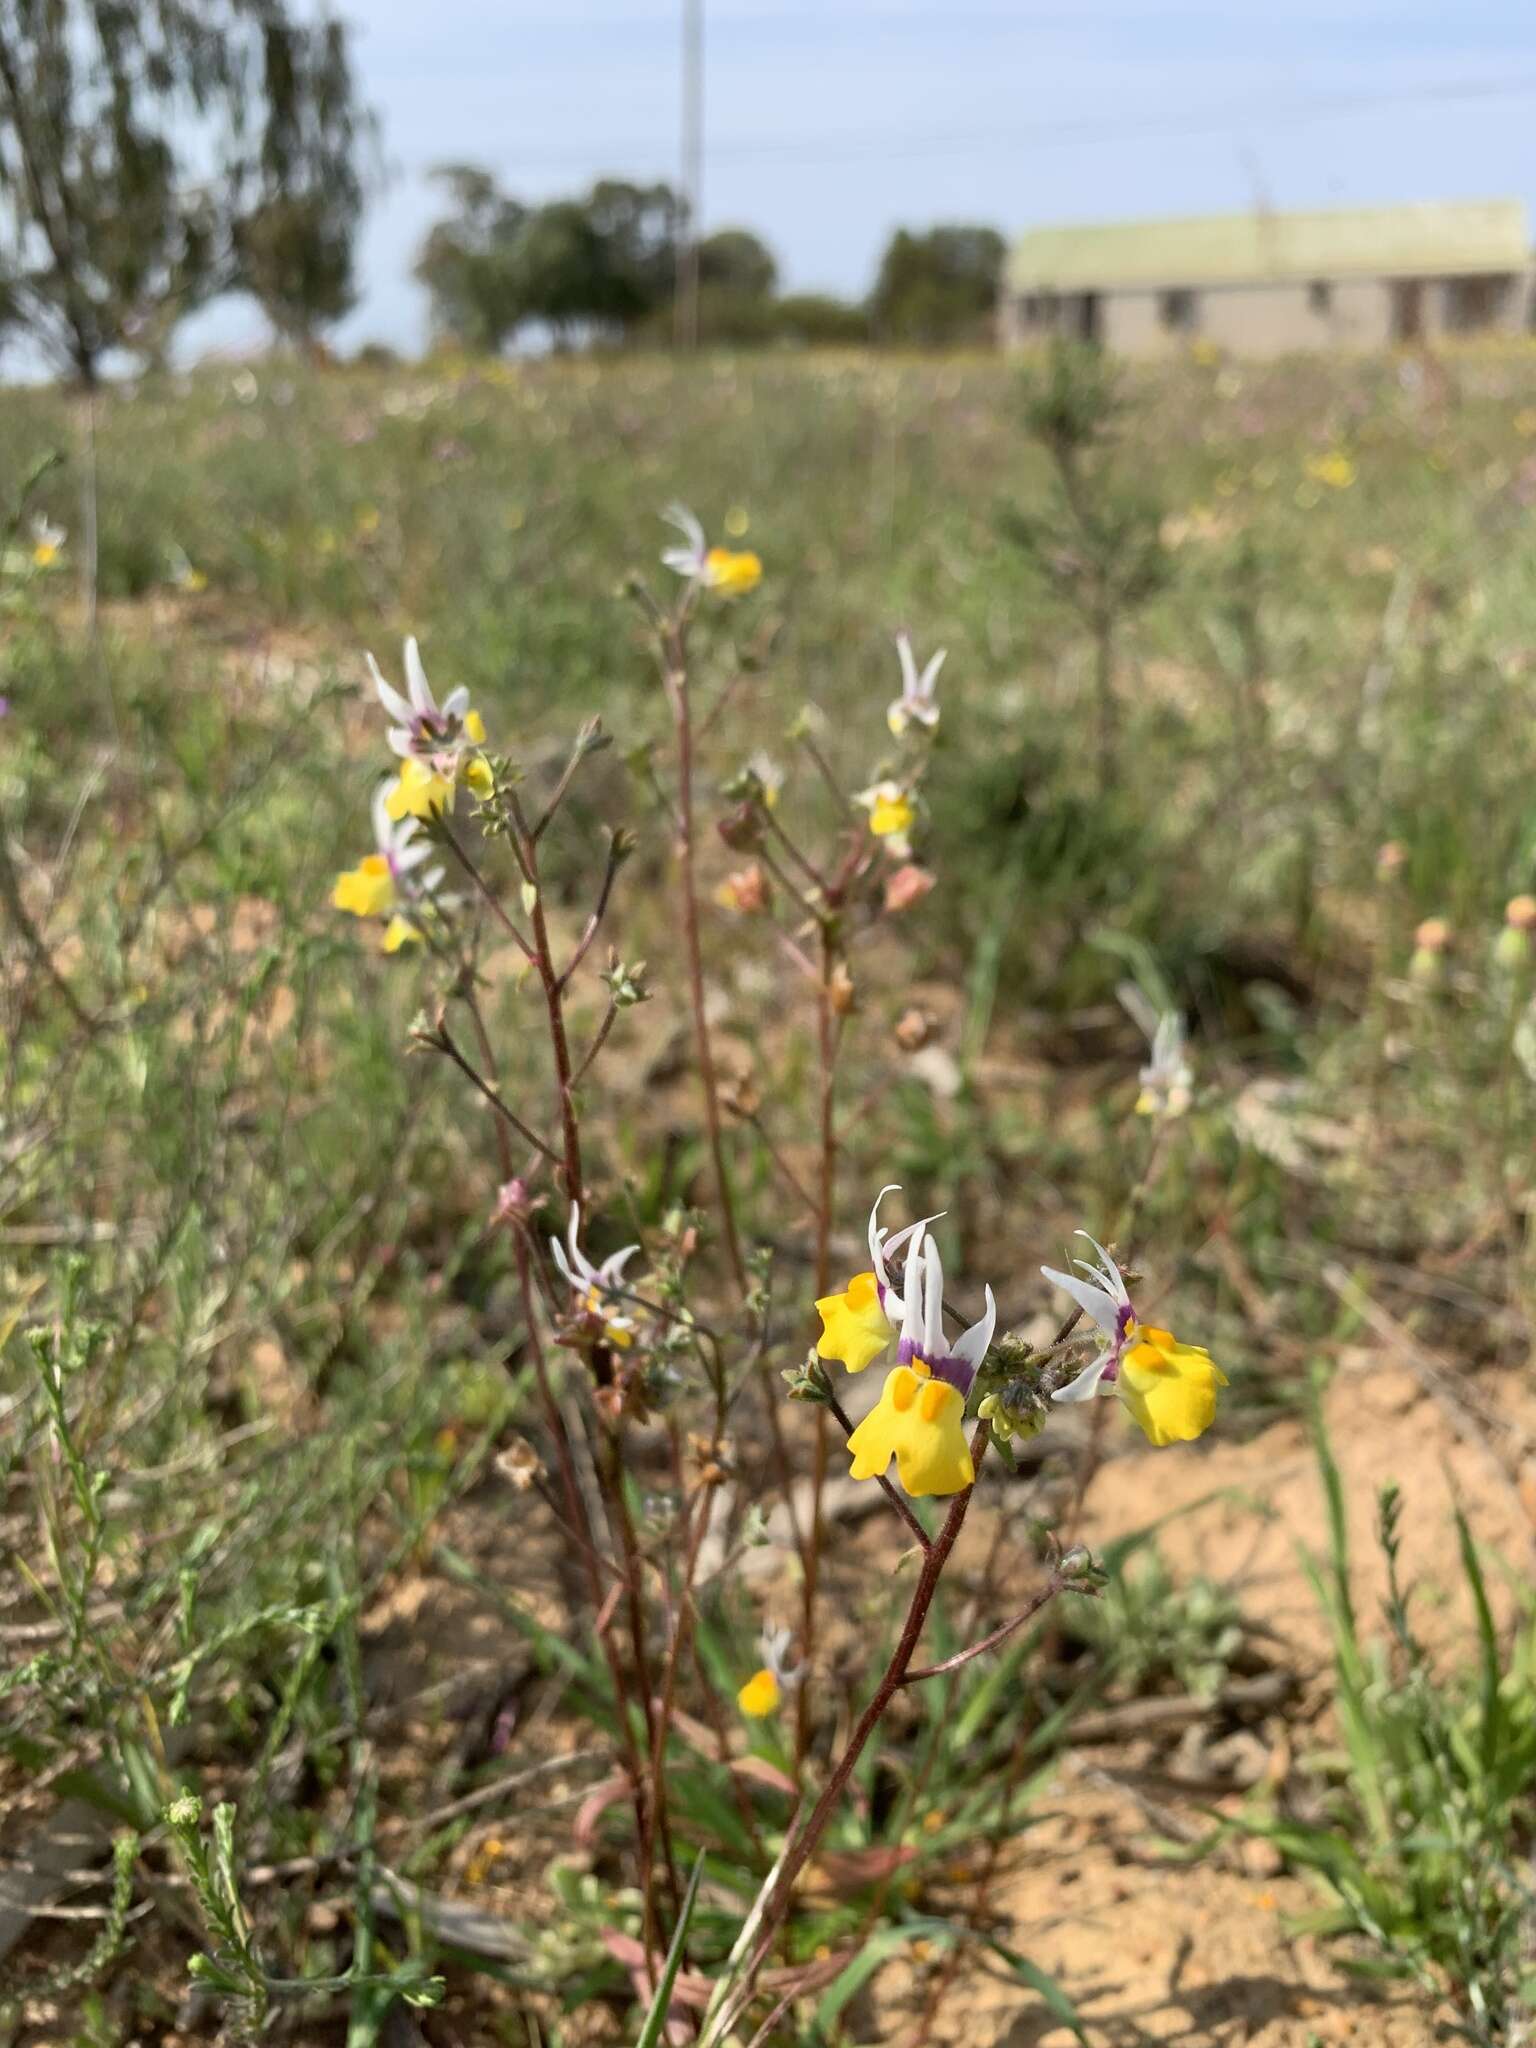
663, 617, 748, 1294
510, 1236, 654, 1923
507, 794, 586, 1202
638, 1479, 715, 1936
796, 922, 840, 1767
728, 1422, 991, 2014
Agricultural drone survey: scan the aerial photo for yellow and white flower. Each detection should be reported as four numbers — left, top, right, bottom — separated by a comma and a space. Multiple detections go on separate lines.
29, 516, 65, 568
843, 1209, 995, 1500
815, 1185, 940, 1374
660, 503, 762, 596
369, 635, 490, 821
549, 1203, 641, 1348
856, 780, 916, 859
331, 783, 445, 953
887, 632, 945, 737
737, 1625, 803, 1717
1044, 1235, 1225, 1447
1136, 1012, 1193, 1119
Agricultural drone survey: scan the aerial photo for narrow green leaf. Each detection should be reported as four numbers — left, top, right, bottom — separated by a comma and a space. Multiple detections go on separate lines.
635, 1851, 706, 2048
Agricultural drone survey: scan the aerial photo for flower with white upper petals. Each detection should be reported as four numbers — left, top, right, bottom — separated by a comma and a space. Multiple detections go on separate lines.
737, 1625, 805, 1716
1043, 1235, 1225, 1447
332, 782, 447, 952
887, 632, 945, 737
368, 636, 490, 820
660, 503, 762, 595
815, 1185, 943, 1374
550, 1204, 641, 1347
843, 1206, 995, 1499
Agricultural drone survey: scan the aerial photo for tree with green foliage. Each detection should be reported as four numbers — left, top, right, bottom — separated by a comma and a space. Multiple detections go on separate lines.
0, 1, 373, 383
869, 224, 1006, 346
417, 172, 684, 350
697, 228, 776, 300
231, 19, 372, 353
414, 166, 530, 355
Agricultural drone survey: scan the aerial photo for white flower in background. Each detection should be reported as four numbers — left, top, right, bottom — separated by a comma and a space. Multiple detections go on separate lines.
855, 780, 917, 860
1137, 1012, 1193, 1118
1119, 982, 1193, 1118
887, 632, 945, 737
549, 1203, 641, 1347
661, 503, 710, 581
737, 1625, 806, 1716
746, 750, 784, 808
659, 502, 762, 593
29, 516, 65, 567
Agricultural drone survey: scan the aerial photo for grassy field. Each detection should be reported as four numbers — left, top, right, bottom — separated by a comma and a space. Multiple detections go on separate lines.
4, 345, 1536, 2046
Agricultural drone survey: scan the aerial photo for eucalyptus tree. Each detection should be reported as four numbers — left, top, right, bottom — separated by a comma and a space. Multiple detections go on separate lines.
0, 1, 371, 381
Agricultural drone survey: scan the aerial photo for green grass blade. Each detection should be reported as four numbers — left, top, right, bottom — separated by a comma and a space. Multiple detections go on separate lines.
635, 1851, 706, 2048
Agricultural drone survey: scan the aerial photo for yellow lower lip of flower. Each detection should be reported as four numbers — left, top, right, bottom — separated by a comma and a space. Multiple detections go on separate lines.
465, 709, 486, 744
386, 758, 453, 821
382, 914, 422, 953
815, 1270, 891, 1373
333, 853, 397, 919
869, 794, 915, 838
32, 543, 57, 567
1118, 1326, 1227, 1447
463, 755, 494, 799
704, 546, 762, 595
738, 1668, 781, 1717
847, 1364, 973, 1498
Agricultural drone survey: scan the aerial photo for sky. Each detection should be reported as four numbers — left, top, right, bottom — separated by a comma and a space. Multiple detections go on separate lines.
186, 0, 1536, 356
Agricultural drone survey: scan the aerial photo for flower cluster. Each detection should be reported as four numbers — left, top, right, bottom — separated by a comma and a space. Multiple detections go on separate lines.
815, 1194, 1226, 1500
816, 1189, 994, 1498
331, 784, 446, 952
856, 632, 946, 862
370, 635, 493, 822
333, 636, 494, 952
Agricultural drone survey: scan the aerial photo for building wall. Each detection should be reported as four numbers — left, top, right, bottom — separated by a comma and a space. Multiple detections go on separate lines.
1003, 269, 1535, 357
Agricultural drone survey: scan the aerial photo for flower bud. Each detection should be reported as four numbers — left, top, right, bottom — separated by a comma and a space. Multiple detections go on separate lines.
884, 863, 936, 914
894, 1007, 936, 1051
494, 1177, 536, 1225
1506, 894, 1536, 933
1494, 922, 1532, 971
1058, 1545, 1094, 1578
1375, 840, 1407, 882
1409, 916, 1450, 987
714, 862, 771, 915
828, 961, 857, 1015
717, 800, 763, 851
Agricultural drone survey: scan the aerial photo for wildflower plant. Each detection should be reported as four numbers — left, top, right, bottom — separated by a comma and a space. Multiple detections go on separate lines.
306, 508, 1231, 2039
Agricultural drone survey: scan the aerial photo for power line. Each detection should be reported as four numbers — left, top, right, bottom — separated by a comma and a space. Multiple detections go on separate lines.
426, 71, 1536, 179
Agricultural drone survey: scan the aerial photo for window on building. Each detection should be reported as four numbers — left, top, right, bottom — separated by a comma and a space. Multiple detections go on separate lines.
1308, 280, 1332, 316
1158, 288, 1197, 332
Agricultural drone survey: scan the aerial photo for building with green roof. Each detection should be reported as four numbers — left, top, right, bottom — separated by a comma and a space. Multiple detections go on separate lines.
1002, 199, 1533, 356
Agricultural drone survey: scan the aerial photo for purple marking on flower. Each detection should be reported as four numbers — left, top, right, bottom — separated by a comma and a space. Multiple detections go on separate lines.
897, 1339, 976, 1397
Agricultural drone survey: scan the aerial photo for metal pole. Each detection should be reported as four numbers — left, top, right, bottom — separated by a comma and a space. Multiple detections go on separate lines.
675, 0, 702, 349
